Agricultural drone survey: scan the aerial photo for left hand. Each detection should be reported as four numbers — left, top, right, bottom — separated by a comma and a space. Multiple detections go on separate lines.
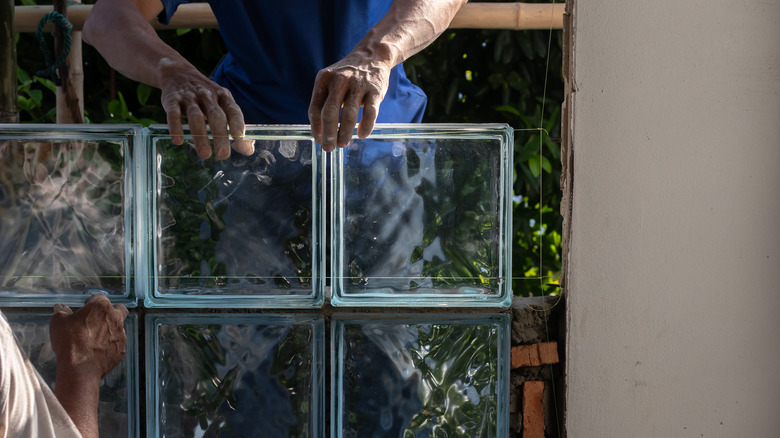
308, 54, 393, 152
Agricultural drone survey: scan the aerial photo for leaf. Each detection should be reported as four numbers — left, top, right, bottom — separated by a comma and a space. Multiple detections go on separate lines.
17, 66, 31, 86
515, 136, 538, 162
495, 105, 521, 117
137, 118, 158, 127
176, 28, 192, 36
544, 135, 560, 160
540, 154, 552, 174
544, 106, 561, 133
528, 154, 541, 178
107, 99, 122, 118
33, 76, 57, 94
117, 91, 130, 117
17, 96, 31, 111
137, 83, 152, 106
28, 89, 43, 105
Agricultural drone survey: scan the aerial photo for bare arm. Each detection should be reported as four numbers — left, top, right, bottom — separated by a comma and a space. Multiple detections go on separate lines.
49, 294, 128, 438
308, 0, 468, 151
83, 0, 253, 159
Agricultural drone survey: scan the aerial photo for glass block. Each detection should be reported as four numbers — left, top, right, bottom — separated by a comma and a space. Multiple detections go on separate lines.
332, 313, 510, 438
143, 125, 323, 308
0, 124, 139, 307
146, 313, 324, 437
5, 310, 139, 438
332, 124, 513, 307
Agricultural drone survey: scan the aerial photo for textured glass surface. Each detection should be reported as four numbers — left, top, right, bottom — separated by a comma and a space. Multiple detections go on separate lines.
144, 125, 323, 308
332, 313, 510, 438
6, 310, 139, 438
332, 124, 513, 307
146, 313, 324, 437
0, 125, 138, 307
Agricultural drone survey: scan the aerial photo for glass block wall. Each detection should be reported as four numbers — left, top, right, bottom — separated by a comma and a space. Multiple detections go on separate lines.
0, 124, 514, 437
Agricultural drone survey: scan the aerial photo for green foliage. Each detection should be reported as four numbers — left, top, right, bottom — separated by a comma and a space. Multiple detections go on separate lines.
16, 66, 56, 122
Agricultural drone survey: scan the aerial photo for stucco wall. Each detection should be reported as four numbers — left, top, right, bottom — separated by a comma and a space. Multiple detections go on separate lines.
566, 1, 780, 436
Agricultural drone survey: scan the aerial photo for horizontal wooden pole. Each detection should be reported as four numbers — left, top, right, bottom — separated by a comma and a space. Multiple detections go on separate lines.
14, 2, 564, 33
450, 3, 564, 30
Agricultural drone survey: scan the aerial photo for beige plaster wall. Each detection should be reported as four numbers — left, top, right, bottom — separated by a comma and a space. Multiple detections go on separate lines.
565, 0, 780, 436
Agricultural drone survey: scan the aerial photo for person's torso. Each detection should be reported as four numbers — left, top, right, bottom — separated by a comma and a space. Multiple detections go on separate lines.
160, 0, 426, 124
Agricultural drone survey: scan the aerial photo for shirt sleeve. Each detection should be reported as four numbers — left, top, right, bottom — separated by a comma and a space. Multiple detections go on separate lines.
0, 314, 82, 438
157, 0, 195, 25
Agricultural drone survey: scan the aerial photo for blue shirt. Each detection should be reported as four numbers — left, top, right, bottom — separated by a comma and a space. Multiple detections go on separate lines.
158, 0, 427, 124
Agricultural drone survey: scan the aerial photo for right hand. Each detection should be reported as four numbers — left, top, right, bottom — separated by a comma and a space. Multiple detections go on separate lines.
158, 59, 255, 160
49, 294, 129, 381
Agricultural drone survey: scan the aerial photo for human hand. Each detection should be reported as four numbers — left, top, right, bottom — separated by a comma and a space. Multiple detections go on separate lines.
308, 53, 393, 152
49, 294, 129, 382
159, 59, 255, 160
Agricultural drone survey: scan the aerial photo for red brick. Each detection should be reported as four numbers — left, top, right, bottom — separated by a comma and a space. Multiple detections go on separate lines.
511, 344, 538, 368
523, 381, 545, 438
512, 342, 560, 369
537, 342, 559, 365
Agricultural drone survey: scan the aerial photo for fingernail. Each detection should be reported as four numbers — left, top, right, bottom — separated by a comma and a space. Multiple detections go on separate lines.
53, 303, 66, 313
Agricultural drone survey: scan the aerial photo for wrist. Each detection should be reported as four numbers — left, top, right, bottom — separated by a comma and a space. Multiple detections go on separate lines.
55, 357, 105, 386
155, 56, 194, 88
353, 29, 403, 67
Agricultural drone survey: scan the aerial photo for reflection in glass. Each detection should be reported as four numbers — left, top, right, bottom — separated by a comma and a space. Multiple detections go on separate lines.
0, 125, 136, 306
332, 313, 509, 438
6, 311, 138, 438
147, 313, 324, 437
332, 124, 513, 307
147, 126, 323, 308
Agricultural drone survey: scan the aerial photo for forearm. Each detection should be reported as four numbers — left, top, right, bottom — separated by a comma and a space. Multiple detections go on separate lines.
352, 0, 468, 67
54, 366, 102, 438
82, 0, 193, 88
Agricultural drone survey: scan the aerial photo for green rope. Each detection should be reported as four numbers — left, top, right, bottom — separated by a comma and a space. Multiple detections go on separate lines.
36, 11, 72, 86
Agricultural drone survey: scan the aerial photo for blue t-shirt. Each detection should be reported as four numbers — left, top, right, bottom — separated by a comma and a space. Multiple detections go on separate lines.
158, 0, 427, 124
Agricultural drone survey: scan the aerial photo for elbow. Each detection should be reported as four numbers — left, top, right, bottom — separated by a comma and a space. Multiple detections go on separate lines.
81, 11, 99, 46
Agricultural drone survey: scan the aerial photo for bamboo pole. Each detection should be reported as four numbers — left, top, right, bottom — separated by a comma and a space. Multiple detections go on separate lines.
1, 0, 18, 123
53, 0, 83, 123
450, 2, 564, 30
14, 3, 565, 32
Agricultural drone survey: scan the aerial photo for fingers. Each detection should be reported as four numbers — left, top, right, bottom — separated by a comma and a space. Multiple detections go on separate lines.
164, 102, 185, 146
309, 72, 356, 152
357, 92, 381, 139
113, 303, 130, 320
79, 294, 128, 323
163, 80, 251, 160
309, 61, 389, 152
308, 78, 327, 146
320, 91, 347, 153
338, 92, 362, 147
219, 89, 255, 156
53, 303, 73, 316
85, 292, 109, 305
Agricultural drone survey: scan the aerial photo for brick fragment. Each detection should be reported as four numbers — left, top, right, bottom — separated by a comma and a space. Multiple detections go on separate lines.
523, 381, 545, 438
537, 341, 559, 365
511, 341, 559, 369
511, 344, 537, 368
